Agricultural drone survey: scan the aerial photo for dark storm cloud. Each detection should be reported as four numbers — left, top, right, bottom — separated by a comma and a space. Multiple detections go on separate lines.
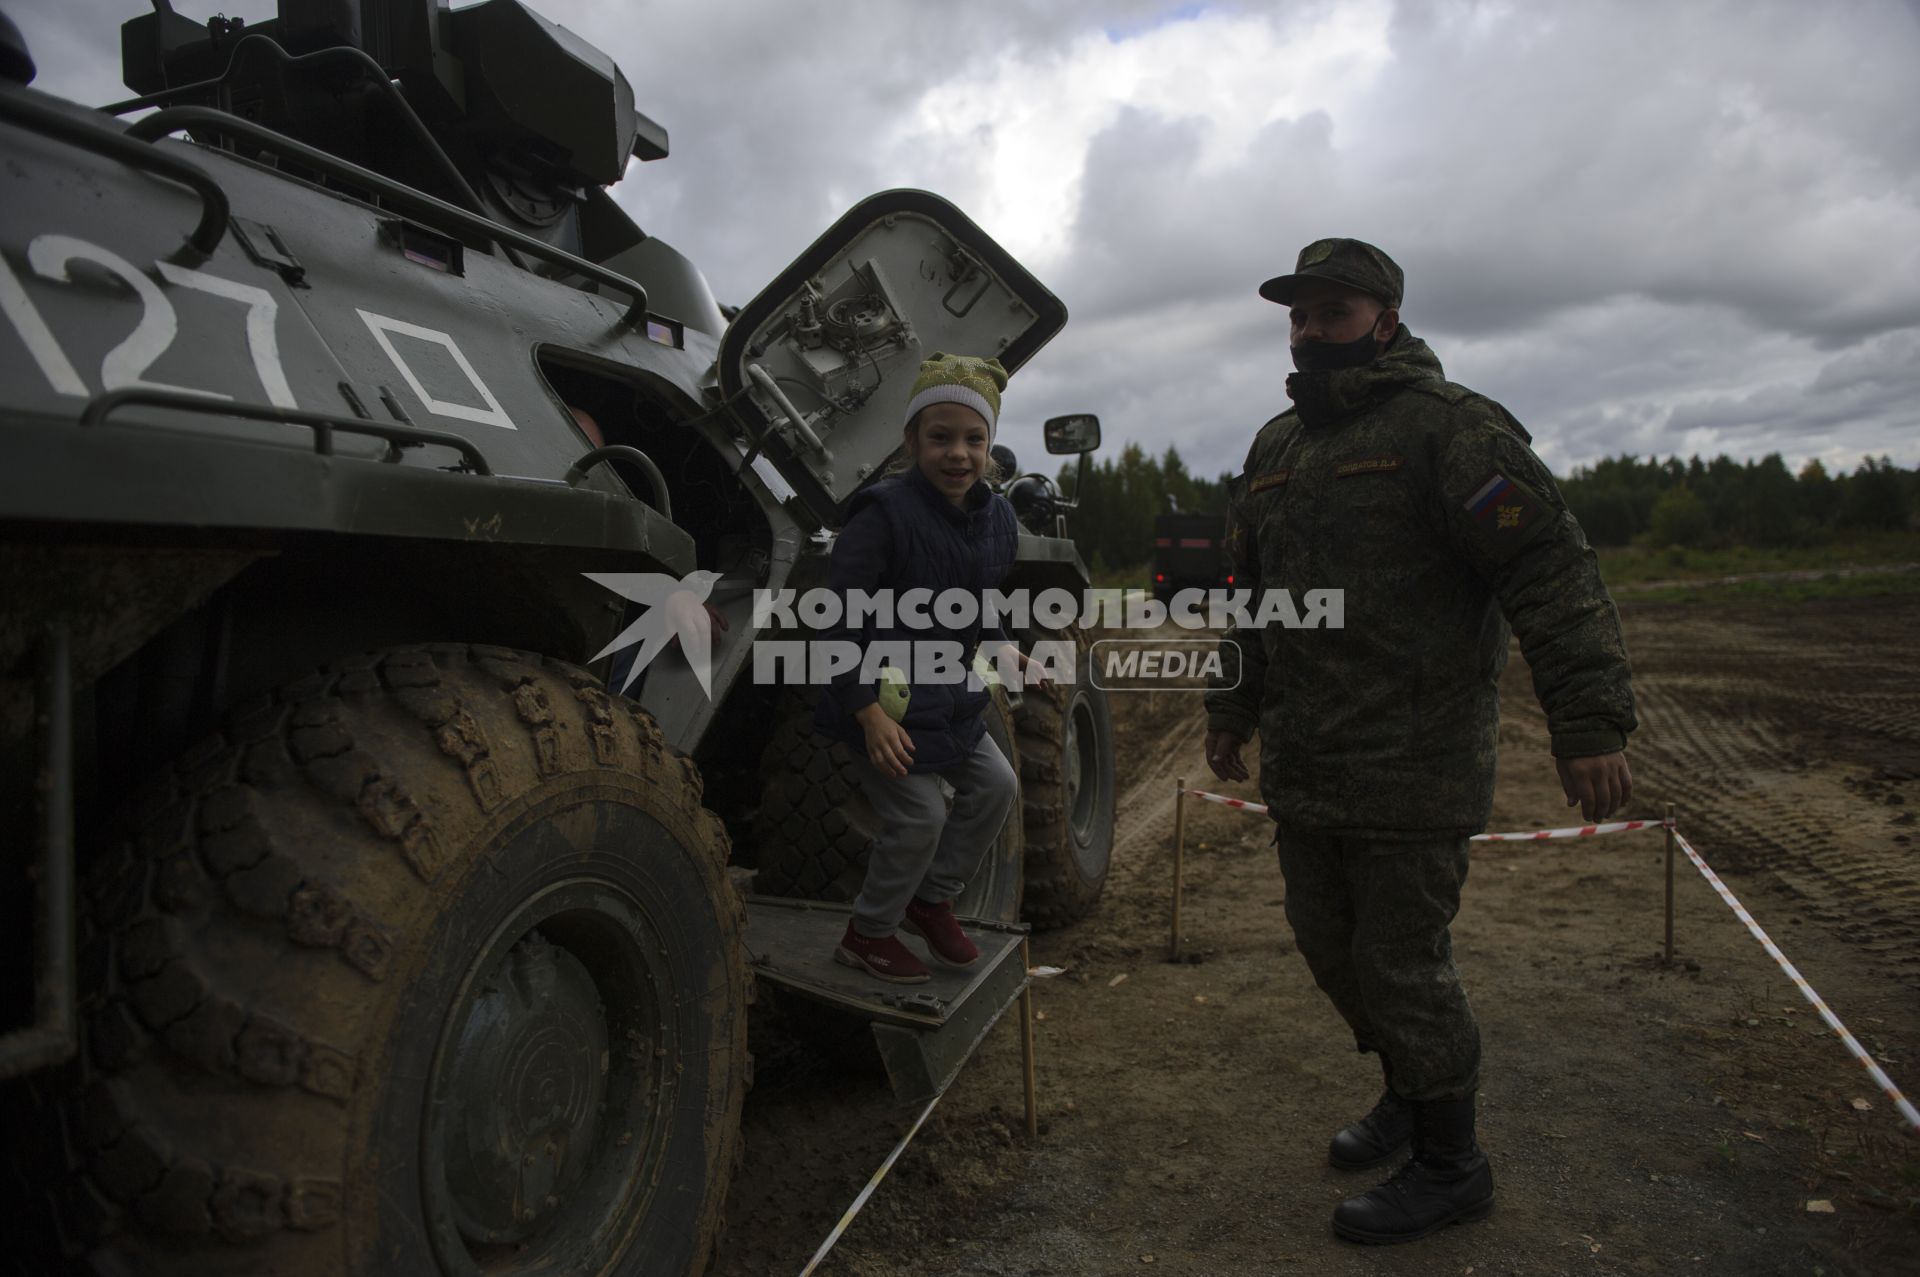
1024, 0, 1920, 474
1356, 1, 1920, 345
14, 0, 1919, 481
13, 0, 1172, 298
1053, 105, 1344, 319
1666, 328, 1920, 443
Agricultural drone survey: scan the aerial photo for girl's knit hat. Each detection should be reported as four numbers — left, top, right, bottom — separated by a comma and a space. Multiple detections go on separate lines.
903, 352, 1008, 438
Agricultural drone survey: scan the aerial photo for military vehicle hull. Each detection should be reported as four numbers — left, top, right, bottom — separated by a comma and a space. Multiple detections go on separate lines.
0, 5, 1114, 1271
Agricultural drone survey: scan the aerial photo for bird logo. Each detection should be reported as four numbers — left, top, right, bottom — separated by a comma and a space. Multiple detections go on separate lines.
584, 570, 725, 697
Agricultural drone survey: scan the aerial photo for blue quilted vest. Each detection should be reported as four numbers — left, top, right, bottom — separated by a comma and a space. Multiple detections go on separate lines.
813, 466, 1020, 772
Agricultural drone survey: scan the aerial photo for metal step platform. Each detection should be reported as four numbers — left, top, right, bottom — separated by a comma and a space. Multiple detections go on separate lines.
742, 896, 1030, 1106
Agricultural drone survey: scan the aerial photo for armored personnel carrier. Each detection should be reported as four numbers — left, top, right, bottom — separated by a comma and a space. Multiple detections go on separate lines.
0, 2, 1115, 1271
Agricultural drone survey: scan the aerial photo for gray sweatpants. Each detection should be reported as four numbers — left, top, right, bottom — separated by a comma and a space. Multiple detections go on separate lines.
849, 734, 1018, 938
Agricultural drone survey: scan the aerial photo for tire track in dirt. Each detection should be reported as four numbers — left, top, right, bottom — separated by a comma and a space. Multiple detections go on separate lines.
1612, 600, 1920, 987
816, 594, 1920, 1277
1111, 711, 1208, 860
1781, 689, 1920, 745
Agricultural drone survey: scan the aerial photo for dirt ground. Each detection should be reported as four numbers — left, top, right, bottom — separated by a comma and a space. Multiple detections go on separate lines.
714, 594, 1920, 1277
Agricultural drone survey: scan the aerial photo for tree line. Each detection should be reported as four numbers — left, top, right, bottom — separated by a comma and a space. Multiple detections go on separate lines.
1054, 446, 1917, 569
1055, 443, 1230, 573
1556, 453, 1915, 548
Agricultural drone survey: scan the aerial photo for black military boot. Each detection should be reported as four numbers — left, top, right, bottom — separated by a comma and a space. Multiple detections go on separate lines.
1327, 1087, 1411, 1170
1331, 1093, 1493, 1244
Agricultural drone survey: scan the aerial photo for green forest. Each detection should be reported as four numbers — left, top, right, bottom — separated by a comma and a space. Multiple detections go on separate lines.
1053, 446, 1920, 574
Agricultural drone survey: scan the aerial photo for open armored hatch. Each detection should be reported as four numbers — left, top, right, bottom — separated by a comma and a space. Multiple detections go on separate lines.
720, 191, 1064, 1098
717, 188, 1067, 527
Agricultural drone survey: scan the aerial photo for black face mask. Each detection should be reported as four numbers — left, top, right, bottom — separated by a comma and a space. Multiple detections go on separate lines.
1290, 329, 1380, 373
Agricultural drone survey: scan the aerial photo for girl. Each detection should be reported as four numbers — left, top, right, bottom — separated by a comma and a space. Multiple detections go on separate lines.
812, 352, 1035, 983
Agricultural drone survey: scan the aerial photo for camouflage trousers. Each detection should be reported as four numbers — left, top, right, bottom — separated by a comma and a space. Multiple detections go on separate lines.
1274, 825, 1482, 1102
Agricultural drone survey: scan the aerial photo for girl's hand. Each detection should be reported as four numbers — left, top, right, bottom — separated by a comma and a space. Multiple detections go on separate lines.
856, 703, 916, 777
996, 642, 1049, 689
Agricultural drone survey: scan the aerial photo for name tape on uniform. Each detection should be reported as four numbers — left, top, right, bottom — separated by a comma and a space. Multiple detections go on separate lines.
1334, 455, 1403, 478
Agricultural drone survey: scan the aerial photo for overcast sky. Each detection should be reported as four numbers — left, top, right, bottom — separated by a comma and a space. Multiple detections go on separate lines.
14, 0, 1919, 480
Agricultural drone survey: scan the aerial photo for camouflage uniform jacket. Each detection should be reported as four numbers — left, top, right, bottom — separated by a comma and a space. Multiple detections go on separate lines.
1203, 325, 1635, 836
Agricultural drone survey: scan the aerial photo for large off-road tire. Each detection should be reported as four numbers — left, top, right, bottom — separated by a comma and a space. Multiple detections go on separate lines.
1016, 628, 1117, 929
22, 645, 748, 1276
750, 689, 1024, 924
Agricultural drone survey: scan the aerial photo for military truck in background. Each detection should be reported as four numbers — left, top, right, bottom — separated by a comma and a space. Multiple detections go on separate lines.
0, 2, 1115, 1271
1151, 511, 1232, 603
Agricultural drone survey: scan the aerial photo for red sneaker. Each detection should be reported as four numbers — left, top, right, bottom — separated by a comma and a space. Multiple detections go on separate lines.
901, 897, 981, 970
835, 924, 930, 984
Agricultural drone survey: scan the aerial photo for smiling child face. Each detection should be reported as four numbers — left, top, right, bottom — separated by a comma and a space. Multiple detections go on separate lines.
908, 401, 992, 506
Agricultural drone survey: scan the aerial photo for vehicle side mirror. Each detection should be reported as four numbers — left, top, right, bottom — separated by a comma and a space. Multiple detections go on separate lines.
1043, 413, 1100, 455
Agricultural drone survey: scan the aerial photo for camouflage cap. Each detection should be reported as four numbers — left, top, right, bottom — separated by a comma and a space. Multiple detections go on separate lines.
904, 351, 1008, 438
1258, 237, 1404, 310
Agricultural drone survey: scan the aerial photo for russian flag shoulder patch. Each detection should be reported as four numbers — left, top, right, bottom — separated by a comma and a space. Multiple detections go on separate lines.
1465, 471, 1542, 534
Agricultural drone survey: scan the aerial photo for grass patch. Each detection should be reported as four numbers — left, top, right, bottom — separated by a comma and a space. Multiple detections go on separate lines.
1596, 532, 1920, 587
1619, 567, 1920, 608
1089, 560, 1149, 592
1084, 540, 1920, 603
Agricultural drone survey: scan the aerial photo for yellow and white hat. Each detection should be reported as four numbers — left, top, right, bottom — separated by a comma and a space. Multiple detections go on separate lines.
903, 352, 1008, 438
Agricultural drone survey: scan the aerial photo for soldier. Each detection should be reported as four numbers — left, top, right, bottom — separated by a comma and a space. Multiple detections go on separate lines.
1203, 238, 1636, 1244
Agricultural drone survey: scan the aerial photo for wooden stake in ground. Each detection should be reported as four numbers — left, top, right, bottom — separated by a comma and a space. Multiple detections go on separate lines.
1170, 776, 1187, 960
1664, 801, 1677, 964
1020, 937, 1038, 1139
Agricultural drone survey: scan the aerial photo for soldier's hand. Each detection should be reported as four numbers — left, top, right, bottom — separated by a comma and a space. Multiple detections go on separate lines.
1555, 752, 1633, 822
1204, 729, 1250, 783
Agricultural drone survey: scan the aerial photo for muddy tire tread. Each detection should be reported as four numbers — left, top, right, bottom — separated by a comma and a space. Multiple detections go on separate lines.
1015, 626, 1114, 930
29, 645, 745, 1274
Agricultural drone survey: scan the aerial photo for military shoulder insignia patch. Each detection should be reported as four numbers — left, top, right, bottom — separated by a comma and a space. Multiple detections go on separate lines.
1226, 521, 1249, 570
1465, 471, 1542, 533
1249, 468, 1290, 493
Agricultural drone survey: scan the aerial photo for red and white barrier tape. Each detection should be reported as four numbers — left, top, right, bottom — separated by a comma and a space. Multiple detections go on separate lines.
1177, 785, 1919, 1132
1179, 788, 1666, 842
798, 1089, 945, 1275
1184, 788, 1271, 814
1672, 830, 1919, 1134
1475, 818, 1667, 841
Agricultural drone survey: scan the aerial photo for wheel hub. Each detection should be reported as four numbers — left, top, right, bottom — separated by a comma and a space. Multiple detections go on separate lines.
437, 931, 609, 1246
